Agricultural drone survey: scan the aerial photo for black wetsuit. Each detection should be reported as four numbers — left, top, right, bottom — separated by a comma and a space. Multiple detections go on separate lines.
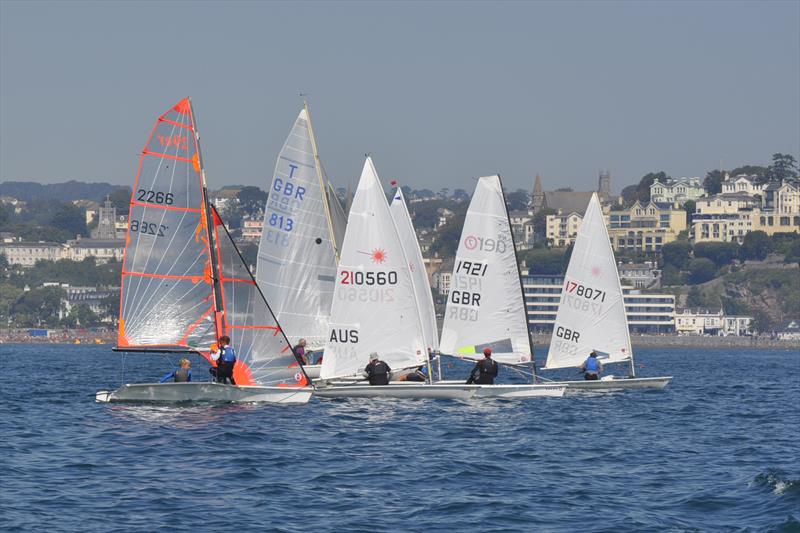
468, 357, 499, 385
365, 360, 391, 385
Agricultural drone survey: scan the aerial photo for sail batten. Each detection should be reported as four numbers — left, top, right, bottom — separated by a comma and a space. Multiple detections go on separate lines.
544, 193, 632, 369
440, 176, 531, 365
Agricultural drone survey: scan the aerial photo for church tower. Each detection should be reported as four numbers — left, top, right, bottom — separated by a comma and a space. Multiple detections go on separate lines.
598, 171, 611, 201
531, 173, 544, 212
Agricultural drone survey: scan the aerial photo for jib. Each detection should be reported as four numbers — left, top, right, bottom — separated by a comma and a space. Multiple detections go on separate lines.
555, 326, 580, 342
450, 291, 481, 306
330, 329, 359, 343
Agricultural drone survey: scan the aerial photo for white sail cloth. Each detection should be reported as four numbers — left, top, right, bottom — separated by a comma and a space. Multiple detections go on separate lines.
545, 193, 632, 369
390, 187, 439, 352
320, 158, 427, 380
440, 175, 531, 365
256, 108, 341, 349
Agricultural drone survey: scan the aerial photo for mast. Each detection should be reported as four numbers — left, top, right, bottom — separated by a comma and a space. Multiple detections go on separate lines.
304, 100, 340, 262
189, 97, 225, 340
497, 174, 537, 377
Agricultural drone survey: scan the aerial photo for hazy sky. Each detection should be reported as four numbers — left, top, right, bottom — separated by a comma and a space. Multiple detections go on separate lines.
1, 1, 798, 194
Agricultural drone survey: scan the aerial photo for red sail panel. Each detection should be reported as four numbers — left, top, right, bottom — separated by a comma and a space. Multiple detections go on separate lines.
211, 207, 308, 387
118, 98, 217, 354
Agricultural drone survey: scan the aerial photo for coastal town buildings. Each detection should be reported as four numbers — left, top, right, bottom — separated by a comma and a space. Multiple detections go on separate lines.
241, 216, 264, 241
0, 241, 64, 266
509, 210, 535, 250
0, 238, 124, 266
676, 308, 753, 336
618, 261, 661, 288
649, 177, 705, 205
721, 173, 763, 196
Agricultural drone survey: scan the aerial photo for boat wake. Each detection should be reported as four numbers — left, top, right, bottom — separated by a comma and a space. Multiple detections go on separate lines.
752, 468, 800, 498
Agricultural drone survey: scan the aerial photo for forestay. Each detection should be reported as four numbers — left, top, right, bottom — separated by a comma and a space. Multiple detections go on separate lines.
118, 98, 217, 352
320, 158, 427, 380
440, 175, 531, 365
257, 107, 341, 349
545, 193, 632, 369
390, 187, 439, 352
212, 207, 308, 386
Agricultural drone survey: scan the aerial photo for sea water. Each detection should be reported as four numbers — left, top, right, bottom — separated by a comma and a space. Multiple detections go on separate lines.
1, 345, 798, 532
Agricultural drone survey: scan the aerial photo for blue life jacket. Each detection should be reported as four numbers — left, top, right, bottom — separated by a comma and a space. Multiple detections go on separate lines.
585, 356, 600, 373
220, 346, 237, 363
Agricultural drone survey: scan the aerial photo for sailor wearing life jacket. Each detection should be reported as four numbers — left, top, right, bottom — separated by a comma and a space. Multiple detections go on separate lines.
160, 358, 192, 383
364, 352, 391, 385
212, 336, 237, 385
467, 348, 499, 385
581, 351, 603, 380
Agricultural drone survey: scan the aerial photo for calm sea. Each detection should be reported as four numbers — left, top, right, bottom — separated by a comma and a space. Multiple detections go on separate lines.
1, 344, 798, 532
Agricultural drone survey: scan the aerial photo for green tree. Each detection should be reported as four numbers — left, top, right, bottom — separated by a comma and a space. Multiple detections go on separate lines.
660, 264, 684, 286
729, 165, 768, 179
523, 248, 570, 275
686, 286, 704, 307
683, 200, 696, 224
661, 240, 692, 269
109, 187, 132, 216
784, 240, 800, 266
0, 203, 10, 229
693, 241, 739, 268
766, 153, 799, 183
703, 169, 725, 195
740, 230, 773, 261
429, 212, 467, 258
11, 286, 65, 327
51, 203, 87, 238
237, 186, 267, 215
751, 308, 773, 334
532, 207, 557, 238
688, 258, 716, 284
506, 189, 530, 212
621, 172, 668, 205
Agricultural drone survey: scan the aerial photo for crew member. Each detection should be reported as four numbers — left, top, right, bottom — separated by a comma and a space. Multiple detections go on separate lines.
212, 336, 237, 385
160, 358, 192, 383
293, 338, 309, 365
364, 353, 391, 385
466, 348, 499, 385
397, 366, 427, 382
581, 351, 603, 380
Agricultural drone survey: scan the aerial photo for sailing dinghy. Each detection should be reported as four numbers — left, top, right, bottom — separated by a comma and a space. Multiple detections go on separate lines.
96, 98, 313, 404
543, 193, 671, 391
314, 158, 475, 400
256, 103, 346, 379
438, 175, 565, 398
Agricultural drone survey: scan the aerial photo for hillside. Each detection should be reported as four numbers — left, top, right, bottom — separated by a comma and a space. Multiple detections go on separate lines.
0, 181, 126, 203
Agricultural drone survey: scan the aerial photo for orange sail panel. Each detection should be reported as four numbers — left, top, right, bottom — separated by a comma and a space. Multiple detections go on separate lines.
118, 98, 217, 352
211, 206, 308, 387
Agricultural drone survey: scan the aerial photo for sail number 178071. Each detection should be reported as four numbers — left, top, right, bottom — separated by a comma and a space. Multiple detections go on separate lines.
564, 281, 606, 302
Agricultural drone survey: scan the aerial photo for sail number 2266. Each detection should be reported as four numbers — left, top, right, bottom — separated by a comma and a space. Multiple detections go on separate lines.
564, 281, 606, 302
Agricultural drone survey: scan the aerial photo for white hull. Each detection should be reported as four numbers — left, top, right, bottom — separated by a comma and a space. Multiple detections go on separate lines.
552, 375, 672, 393
437, 381, 567, 398
314, 382, 476, 400
96, 382, 313, 404
303, 364, 321, 379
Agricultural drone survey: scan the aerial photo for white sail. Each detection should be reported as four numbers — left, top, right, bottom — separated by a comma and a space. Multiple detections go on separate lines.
440, 175, 531, 365
320, 158, 427, 380
390, 187, 439, 352
256, 107, 340, 349
545, 193, 632, 369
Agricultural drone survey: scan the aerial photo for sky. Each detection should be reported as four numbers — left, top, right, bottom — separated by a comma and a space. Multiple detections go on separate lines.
1, 0, 798, 194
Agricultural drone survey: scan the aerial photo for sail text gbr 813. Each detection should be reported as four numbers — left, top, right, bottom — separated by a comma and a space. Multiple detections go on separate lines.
116, 98, 309, 388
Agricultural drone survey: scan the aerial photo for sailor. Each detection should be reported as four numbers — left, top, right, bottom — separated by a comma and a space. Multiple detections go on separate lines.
293, 338, 309, 365
581, 351, 603, 380
364, 352, 391, 385
212, 336, 237, 385
397, 366, 427, 382
160, 358, 192, 383
466, 348, 499, 385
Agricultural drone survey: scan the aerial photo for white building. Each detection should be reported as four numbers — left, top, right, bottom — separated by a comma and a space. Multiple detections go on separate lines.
241, 217, 264, 241
64, 239, 124, 263
618, 261, 661, 288
522, 273, 676, 334
722, 316, 753, 336
721, 174, 764, 196
0, 242, 64, 266
675, 308, 724, 335
508, 209, 535, 250
650, 177, 705, 205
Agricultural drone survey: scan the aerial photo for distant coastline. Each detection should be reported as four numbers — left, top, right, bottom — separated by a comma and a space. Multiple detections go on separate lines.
1, 329, 797, 350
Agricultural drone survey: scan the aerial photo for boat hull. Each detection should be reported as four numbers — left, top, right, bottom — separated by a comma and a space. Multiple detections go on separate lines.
314, 383, 476, 400
96, 382, 313, 404
436, 381, 567, 398
553, 375, 672, 393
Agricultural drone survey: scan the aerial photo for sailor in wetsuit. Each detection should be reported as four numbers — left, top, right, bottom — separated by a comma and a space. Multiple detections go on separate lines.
293, 338, 309, 365
364, 352, 391, 385
581, 351, 603, 380
212, 336, 237, 385
467, 348, 499, 384
160, 358, 192, 383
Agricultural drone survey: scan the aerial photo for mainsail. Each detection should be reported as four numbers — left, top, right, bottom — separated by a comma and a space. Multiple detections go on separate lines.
439, 175, 532, 365
390, 187, 439, 351
118, 98, 305, 387
545, 192, 632, 369
320, 157, 427, 380
256, 105, 343, 349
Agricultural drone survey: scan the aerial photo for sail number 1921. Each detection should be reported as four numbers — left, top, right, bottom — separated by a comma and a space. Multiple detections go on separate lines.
565, 281, 606, 302
455, 260, 487, 277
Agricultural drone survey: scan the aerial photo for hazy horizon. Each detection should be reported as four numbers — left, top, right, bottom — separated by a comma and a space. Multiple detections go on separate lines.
1, 1, 798, 194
